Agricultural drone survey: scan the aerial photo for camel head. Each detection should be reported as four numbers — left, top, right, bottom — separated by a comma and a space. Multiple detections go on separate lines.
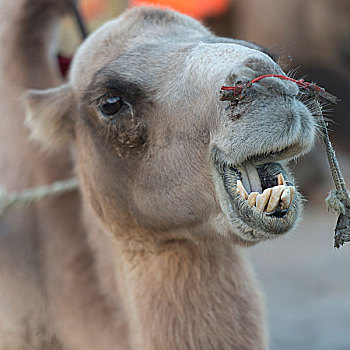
25, 7, 315, 245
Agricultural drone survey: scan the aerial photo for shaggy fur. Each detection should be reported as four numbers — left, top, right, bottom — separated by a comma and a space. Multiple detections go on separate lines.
1, 1, 315, 349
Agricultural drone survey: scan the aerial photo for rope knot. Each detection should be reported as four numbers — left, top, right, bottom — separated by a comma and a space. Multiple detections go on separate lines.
326, 189, 347, 215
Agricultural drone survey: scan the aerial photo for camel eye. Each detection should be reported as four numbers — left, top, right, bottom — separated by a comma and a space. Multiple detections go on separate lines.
100, 96, 123, 116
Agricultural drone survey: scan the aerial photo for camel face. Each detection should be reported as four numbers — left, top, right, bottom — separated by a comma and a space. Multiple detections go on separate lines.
26, 7, 315, 243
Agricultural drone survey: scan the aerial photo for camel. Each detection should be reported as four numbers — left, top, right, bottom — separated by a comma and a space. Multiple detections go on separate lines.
0, 1, 316, 349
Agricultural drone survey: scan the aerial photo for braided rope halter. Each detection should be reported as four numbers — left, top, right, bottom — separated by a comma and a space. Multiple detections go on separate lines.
220, 75, 350, 248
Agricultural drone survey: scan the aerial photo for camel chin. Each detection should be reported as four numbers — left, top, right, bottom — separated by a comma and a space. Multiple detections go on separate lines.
211, 145, 303, 242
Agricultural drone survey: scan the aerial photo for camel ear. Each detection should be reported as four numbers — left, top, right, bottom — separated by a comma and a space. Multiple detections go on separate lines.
25, 84, 75, 149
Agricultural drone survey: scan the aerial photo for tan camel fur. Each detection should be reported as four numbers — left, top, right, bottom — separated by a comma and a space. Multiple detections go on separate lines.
0, 1, 316, 349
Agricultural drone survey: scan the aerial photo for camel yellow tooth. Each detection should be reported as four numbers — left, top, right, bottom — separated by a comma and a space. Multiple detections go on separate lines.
266, 185, 285, 213
248, 192, 259, 207
256, 188, 272, 213
288, 186, 295, 205
288, 186, 295, 198
281, 187, 292, 210
277, 173, 286, 186
237, 180, 248, 200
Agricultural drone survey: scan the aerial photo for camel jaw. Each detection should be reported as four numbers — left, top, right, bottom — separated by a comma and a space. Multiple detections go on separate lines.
211, 147, 302, 242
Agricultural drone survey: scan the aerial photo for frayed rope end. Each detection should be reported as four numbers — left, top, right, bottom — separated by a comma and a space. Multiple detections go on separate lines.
326, 190, 350, 248
326, 189, 346, 215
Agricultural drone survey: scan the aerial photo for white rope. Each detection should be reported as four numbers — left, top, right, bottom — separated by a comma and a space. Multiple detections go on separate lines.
0, 177, 79, 217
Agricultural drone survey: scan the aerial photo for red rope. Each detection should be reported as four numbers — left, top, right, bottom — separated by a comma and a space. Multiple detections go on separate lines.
221, 74, 337, 104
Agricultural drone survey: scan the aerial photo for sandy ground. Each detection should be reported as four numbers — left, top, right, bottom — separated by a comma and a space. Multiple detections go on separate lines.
249, 206, 350, 350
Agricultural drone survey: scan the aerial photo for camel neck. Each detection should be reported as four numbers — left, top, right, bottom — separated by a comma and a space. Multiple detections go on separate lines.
114, 238, 267, 350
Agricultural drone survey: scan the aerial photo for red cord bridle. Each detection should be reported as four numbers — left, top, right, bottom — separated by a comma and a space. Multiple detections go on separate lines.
220, 74, 338, 104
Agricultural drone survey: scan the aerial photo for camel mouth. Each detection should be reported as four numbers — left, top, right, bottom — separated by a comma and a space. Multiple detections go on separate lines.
221, 162, 294, 217
211, 147, 302, 242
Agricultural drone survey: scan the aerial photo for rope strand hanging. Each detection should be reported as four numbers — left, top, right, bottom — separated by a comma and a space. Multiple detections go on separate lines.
0, 178, 79, 217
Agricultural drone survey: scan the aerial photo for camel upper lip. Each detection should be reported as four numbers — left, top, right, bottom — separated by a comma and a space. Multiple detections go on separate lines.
210, 143, 304, 170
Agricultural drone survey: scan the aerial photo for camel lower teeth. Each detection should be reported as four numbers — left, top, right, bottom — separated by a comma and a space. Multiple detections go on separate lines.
236, 179, 295, 214
266, 185, 285, 213
256, 188, 272, 213
281, 187, 292, 210
237, 180, 248, 200
248, 192, 259, 207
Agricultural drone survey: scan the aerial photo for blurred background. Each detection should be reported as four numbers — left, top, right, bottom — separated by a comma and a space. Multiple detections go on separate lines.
60, 1, 350, 349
